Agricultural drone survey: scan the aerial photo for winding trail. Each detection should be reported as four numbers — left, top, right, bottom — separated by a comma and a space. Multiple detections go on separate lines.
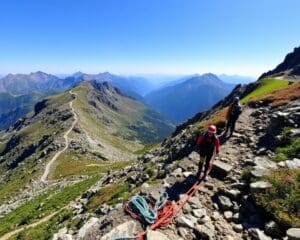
0, 210, 61, 240
40, 91, 78, 182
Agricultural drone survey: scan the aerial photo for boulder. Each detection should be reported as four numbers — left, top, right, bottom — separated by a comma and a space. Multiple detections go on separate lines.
254, 157, 278, 170
53, 227, 73, 240
192, 208, 207, 218
77, 217, 101, 240
211, 160, 233, 177
217, 195, 233, 211
285, 158, 300, 169
250, 181, 272, 195
251, 167, 270, 178
171, 168, 183, 177
224, 211, 233, 221
176, 216, 196, 228
100, 221, 138, 240
232, 224, 243, 233
249, 228, 272, 240
194, 222, 215, 239
147, 230, 170, 240
188, 197, 203, 209
287, 228, 300, 240
264, 221, 282, 238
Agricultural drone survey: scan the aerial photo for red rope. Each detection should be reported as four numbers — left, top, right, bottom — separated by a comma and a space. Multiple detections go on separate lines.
125, 154, 217, 240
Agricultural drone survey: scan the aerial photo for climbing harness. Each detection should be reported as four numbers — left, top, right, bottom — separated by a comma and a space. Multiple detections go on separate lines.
113, 154, 217, 240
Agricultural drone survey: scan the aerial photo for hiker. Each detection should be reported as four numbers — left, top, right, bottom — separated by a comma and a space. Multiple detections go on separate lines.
196, 125, 220, 181
225, 97, 242, 137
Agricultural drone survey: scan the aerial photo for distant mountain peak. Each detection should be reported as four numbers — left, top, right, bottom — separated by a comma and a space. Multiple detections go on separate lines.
259, 46, 300, 79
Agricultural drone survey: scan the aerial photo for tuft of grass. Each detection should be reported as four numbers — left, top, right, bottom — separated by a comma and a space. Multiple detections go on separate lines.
275, 137, 300, 162
255, 169, 300, 228
88, 182, 131, 209
241, 166, 254, 183
0, 177, 98, 237
241, 78, 290, 104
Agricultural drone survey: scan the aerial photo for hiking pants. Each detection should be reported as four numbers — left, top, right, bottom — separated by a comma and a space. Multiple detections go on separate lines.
226, 116, 238, 134
197, 152, 213, 177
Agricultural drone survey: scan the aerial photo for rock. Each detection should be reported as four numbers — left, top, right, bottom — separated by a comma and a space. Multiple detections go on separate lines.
232, 213, 242, 223
212, 160, 233, 177
194, 222, 215, 239
192, 208, 207, 218
147, 230, 170, 240
219, 188, 241, 201
249, 228, 272, 240
198, 215, 210, 224
100, 221, 138, 240
264, 221, 282, 238
53, 233, 73, 240
183, 171, 193, 178
77, 217, 101, 240
217, 195, 233, 211
224, 211, 233, 221
285, 158, 300, 169
171, 168, 183, 177
211, 211, 221, 221
178, 227, 189, 238
287, 228, 300, 240
254, 157, 278, 170
53, 227, 73, 240
250, 181, 272, 195
176, 216, 195, 228
204, 183, 214, 190
251, 167, 270, 178
188, 197, 202, 209
232, 224, 243, 233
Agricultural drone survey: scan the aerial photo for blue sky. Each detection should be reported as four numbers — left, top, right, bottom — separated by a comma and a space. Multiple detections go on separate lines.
0, 0, 299, 77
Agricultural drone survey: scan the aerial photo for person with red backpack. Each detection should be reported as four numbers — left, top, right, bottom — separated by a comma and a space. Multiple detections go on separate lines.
196, 125, 220, 181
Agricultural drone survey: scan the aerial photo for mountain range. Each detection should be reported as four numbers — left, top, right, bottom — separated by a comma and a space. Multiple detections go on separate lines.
145, 73, 235, 123
0, 71, 236, 130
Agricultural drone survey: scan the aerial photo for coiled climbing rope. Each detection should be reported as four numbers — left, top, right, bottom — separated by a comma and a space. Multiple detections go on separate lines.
114, 154, 217, 240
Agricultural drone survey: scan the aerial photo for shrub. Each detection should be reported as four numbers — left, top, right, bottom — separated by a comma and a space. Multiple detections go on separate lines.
255, 169, 300, 228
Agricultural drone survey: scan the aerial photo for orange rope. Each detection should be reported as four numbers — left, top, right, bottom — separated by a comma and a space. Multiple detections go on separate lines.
124, 153, 217, 240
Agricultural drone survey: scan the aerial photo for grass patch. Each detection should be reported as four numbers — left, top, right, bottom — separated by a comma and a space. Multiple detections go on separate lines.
241, 78, 290, 104
275, 137, 300, 162
241, 166, 254, 183
196, 107, 228, 133
9, 209, 73, 240
88, 182, 131, 209
0, 177, 98, 237
134, 143, 159, 155
51, 151, 131, 180
256, 169, 300, 228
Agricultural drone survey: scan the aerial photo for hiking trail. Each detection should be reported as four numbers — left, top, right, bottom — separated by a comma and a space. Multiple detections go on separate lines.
40, 91, 78, 182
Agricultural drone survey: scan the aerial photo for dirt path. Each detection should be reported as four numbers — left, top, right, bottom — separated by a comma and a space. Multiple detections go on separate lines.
0, 210, 61, 240
40, 91, 78, 182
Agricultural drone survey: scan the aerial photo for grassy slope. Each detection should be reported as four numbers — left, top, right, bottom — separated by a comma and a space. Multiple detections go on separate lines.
256, 169, 300, 228
241, 78, 290, 103
0, 92, 73, 204
50, 150, 131, 180
0, 177, 98, 237
0, 83, 175, 238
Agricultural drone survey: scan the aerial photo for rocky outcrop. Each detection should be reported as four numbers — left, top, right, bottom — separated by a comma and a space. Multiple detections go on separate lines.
259, 46, 300, 79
